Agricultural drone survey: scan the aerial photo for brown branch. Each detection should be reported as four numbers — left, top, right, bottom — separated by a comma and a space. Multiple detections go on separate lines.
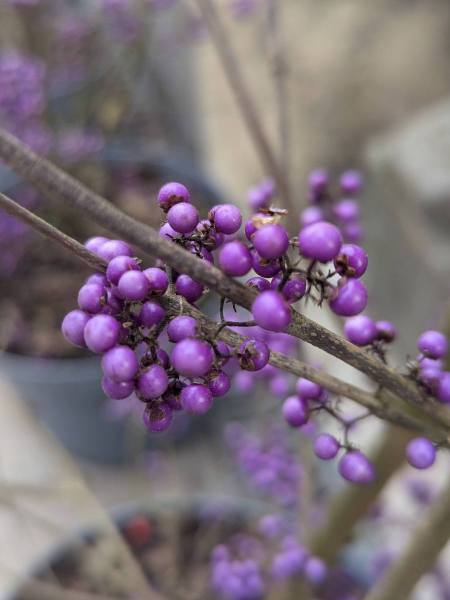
0, 128, 447, 431
194, 0, 293, 210
364, 474, 450, 600
1, 190, 449, 445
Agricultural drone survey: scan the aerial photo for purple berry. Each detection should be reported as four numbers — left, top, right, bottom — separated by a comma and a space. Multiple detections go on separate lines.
238, 339, 270, 371
142, 267, 169, 294
208, 371, 231, 397
218, 241, 252, 276
282, 396, 309, 427
437, 372, 450, 403
333, 199, 360, 222
61, 309, 91, 347
338, 451, 375, 484
334, 243, 368, 278
85, 236, 108, 253
344, 315, 377, 346
157, 181, 190, 212
84, 314, 121, 353
216, 341, 231, 363
77, 283, 106, 314
308, 169, 328, 194
138, 301, 166, 327
314, 433, 340, 460
282, 276, 307, 303
252, 223, 289, 260
167, 201, 199, 234
304, 557, 327, 585
167, 315, 198, 342
102, 345, 139, 382
210, 204, 242, 234
340, 170, 362, 195
376, 320, 397, 343
86, 273, 107, 287
171, 338, 214, 377
137, 364, 169, 399
101, 376, 134, 400
251, 250, 281, 277
118, 270, 149, 301
175, 274, 204, 302
406, 437, 436, 469
159, 222, 181, 240
246, 276, 271, 292
300, 206, 324, 228
296, 377, 322, 399
343, 222, 363, 243
251, 290, 291, 332
299, 222, 343, 263
417, 330, 448, 359
97, 239, 132, 261
329, 279, 368, 317
106, 255, 139, 285
180, 383, 213, 414
143, 402, 173, 432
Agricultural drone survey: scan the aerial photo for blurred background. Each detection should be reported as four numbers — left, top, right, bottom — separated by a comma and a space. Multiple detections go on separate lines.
0, 1, 449, 599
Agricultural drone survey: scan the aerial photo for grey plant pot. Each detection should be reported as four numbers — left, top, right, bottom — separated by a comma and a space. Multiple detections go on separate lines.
0, 352, 146, 464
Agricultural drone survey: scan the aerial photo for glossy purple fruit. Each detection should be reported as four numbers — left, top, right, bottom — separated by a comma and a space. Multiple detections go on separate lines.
313, 433, 340, 460
171, 338, 214, 377
86, 273, 107, 287
137, 364, 169, 399
406, 437, 436, 469
61, 309, 91, 347
138, 301, 166, 327
437, 372, 450, 403
338, 451, 375, 484
282, 276, 307, 303
375, 320, 397, 343
102, 345, 139, 382
208, 371, 231, 397
251, 250, 281, 277
180, 384, 213, 414
238, 339, 270, 371
175, 274, 204, 302
101, 376, 134, 400
77, 283, 105, 314
218, 241, 252, 276
344, 315, 377, 346
106, 255, 139, 285
96, 239, 132, 261
282, 396, 309, 427
417, 330, 448, 359
85, 236, 108, 253
343, 222, 363, 243
210, 204, 242, 234
296, 378, 322, 399
167, 201, 199, 234
157, 181, 190, 212
333, 199, 360, 222
84, 314, 121, 353
246, 276, 271, 292
159, 222, 181, 240
118, 270, 150, 301
251, 290, 291, 332
252, 224, 289, 260
143, 402, 173, 432
300, 206, 324, 228
334, 243, 368, 278
142, 267, 169, 295
329, 279, 368, 317
167, 315, 198, 342
299, 222, 343, 263
340, 170, 362, 195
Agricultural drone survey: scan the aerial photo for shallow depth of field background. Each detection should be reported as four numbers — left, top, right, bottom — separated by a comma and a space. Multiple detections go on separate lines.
0, 1, 449, 599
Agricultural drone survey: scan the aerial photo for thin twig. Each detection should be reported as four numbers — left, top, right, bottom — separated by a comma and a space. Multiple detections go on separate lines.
364, 474, 450, 600
1, 190, 447, 444
0, 128, 448, 432
194, 0, 293, 210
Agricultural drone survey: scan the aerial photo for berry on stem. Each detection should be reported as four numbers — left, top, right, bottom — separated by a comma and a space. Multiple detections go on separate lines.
171, 338, 214, 377
406, 437, 436, 469
329, 279, 368, 317
102, 345, 139, 382
252, 223, 289, 260
417, 330, 448, 359
314, 433, 340, 460
157, 181, 190, 212
338, 451, 375, 484
282, 396, 309, 427
218, 241, 252, 276
167, 201, 199, 234
251, 290, 291, 332
299, 222, 342, 263
84, 314, 121, 353
180, 383, 213, 414
61, 309, 90, 347
137, 364, 169, 399
344, 315, 377, 346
